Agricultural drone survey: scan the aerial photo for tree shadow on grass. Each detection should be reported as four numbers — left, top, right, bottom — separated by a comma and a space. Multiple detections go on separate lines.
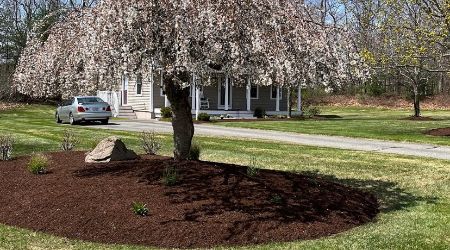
299, 170, 439, 213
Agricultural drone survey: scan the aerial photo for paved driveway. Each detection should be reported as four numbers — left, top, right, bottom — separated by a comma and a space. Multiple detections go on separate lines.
85, 120, 450, 161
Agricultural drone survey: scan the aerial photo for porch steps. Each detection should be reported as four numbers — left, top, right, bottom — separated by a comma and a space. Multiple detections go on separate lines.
118, 106, 137, 119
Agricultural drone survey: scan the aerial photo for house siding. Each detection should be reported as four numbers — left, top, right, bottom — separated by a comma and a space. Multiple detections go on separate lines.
125, 73, 151, 111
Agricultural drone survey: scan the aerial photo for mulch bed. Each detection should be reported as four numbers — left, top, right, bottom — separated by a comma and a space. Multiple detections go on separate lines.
0, 152, 379, 248
425, 127, 450, 136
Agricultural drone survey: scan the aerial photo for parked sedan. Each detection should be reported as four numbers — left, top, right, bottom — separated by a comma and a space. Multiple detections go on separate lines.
56, 96, 112, 125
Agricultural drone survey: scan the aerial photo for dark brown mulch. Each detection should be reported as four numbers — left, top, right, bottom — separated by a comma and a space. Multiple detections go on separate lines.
425, 127, 450, 136
0, 152, 379, 248
401, 116, 438, 121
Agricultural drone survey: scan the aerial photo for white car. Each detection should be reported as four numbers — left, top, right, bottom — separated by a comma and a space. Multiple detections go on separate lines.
55, 96, 112, 125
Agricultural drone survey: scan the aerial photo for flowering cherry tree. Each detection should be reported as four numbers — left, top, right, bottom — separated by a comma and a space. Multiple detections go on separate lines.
14, 0, 368, 160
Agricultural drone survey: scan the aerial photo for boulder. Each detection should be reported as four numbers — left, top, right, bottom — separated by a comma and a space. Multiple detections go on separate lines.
85, 136, 139, 163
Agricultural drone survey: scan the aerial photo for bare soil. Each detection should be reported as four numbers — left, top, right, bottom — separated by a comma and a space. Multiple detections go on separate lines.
0, 102, 23, 111
322, 95, 450, 110
0, 152, 379, 248
425, 128, 450, 136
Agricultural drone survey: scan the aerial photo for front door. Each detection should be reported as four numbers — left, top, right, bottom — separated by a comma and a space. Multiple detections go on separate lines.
218, 77, 232, 109
122, 74, 128, 105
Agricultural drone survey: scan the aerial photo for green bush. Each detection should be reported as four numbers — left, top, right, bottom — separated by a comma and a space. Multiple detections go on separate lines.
141, 130, 161, 155
302, 87, 327, 107
0, 134, 14, 161
254, 107, 266, 118
304, 106, 321, 118
188, 141, 201, 160
162, 166, 178, 186
27, 154, 48, 175
270, 194, 283, 204
131, 202, 149, 216
247, 156, 260, 177
160, 107, 172, 118
197, 113, 210, 121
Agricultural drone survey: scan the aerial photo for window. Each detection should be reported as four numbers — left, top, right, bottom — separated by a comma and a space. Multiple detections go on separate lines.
77, 97, 104, 104
160, 86, 165, 96
250, 85, 259, 99
136, 74, 143, 95
270, 86, 282, 100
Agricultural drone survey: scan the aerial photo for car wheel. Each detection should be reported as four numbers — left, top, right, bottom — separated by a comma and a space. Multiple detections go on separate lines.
69, 113, 77, 125
55, 112, 62, 124
101, 119, 109, 125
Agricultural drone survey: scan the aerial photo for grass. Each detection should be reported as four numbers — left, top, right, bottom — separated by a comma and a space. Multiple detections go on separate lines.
0, 105, 449, 249
216, 106, 450, 146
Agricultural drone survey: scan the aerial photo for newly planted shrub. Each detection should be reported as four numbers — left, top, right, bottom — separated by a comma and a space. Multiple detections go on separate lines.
27, 154, 49, 175
188, 141, 201, 160
162, 166, 178, 186
60, 129, 79, 151
270, 194, 283, 204
132, 202, 149, 216
0, 134, 14, 161
247, 156, 260, 177
141, 130, 161, 155
254, 107, 266, 118
160, 107, 172, 118
197, 113, 210, 121
304, 106, 321, 118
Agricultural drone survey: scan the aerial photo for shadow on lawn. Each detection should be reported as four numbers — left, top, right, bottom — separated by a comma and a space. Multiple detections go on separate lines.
300, 170, 438, 213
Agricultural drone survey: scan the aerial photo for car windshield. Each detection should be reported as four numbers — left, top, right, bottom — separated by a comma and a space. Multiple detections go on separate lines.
77, 97, 104, 104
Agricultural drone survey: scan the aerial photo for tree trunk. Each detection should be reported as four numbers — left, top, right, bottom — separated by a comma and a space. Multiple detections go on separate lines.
163, 72, 194, 160
413, 86, 421, 117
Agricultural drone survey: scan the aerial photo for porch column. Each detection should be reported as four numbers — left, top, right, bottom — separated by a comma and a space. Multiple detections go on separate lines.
225, 74, 229, 111
276, 86, 280, 112
287, 88, 291, 118
246, 78, 251, 111
195, 85, 201, 120
149, 66, 154, 112
297, 85, 302, 114
162, 70, 170, 107
191, 74, 196, 111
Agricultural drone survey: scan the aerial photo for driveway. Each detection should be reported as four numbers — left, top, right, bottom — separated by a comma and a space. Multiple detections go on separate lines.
86, 120, 450, 161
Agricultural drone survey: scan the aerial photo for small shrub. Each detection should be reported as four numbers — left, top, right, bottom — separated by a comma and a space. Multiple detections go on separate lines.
60, 129, 78, 151
270, 194, 283, 204
27, 154, 48, 175
132, 202, 149, 216
254, 107, 266, 118
0, 134, 14, 161
188, 141, 201, 160
247, 156, 260, 177
141, 130, 161, 155
304, 106, 321, 118
162, 166, 178, 186
197, 112, 210, 121
160, 107, 172, 118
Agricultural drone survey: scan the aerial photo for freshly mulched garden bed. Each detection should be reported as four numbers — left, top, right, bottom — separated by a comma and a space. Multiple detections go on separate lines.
0, 152, 379, 248
425, 127, 450, 136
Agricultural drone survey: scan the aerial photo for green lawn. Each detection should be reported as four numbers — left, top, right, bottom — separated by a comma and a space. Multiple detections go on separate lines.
216, 106, 450, 146
0, 105, 449, 249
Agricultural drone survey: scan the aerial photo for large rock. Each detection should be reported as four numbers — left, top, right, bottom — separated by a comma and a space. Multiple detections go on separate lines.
85, 136, 139, 163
